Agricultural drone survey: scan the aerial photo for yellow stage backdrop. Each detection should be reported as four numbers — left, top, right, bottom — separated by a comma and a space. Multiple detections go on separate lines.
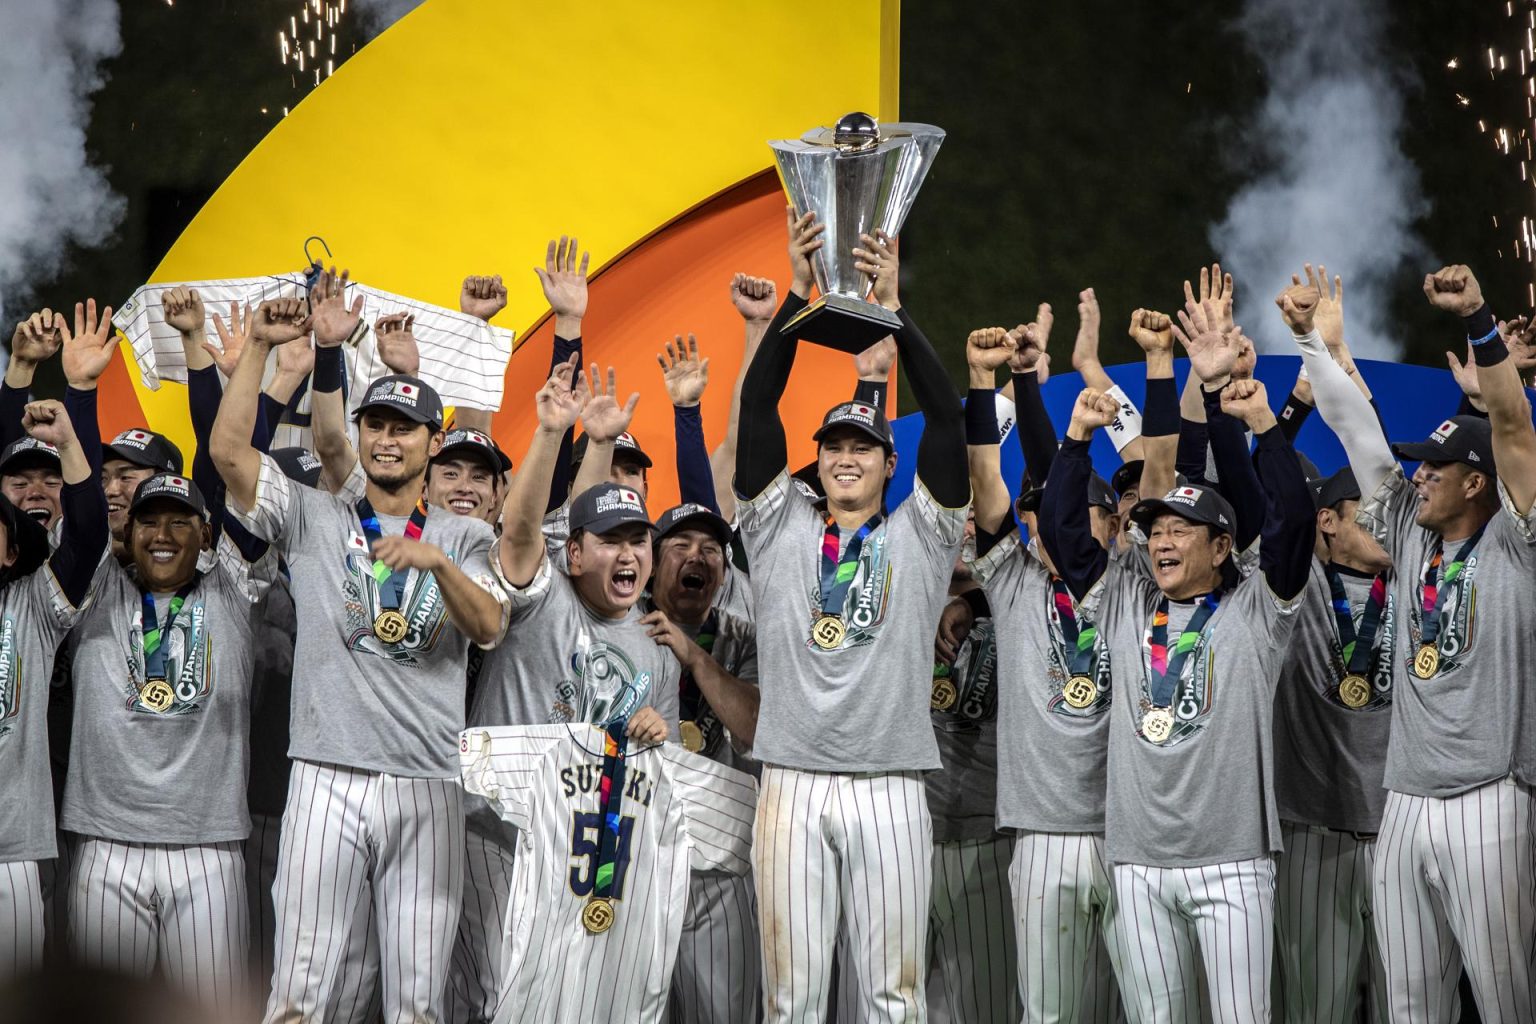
99, 0, 902, 510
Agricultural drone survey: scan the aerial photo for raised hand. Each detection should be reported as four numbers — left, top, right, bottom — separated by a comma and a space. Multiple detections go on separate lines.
1127, 308, 1173, 355
580, 364, 641, 442
535, 236, 590, 323
967, 327, 1018, 378
1300, 263, 1345, 350
60, 298, 117, 388
730, 273, 777, 321
1193, 263, 1235, 333
161, 287, 206, 336
854, 335, 897, 379
21, 399, 78, 450
535, 353, 589, 433
251, 298, 311, 346
1172, 299, 1238, 384
852, 230, 899, 310
460, 274, 507, 321
205, 302, 252, 376
658, 333, 709, 407
1231, 332, 1257, 381
10, 308, 64, 366
1219, 378, 1276, 432
273, 332, 315, 381
1068, 387, 1121, 437
1071, 289, 1101, 371
1008, 302, 1052, 374
1446, 346, 1483, 407
1423, 265, 1485, 317
310, 267, 364, 347
375, 313, 421, 376
1499, 315, 1536, 379
786, 207, 825, 298
1275, 281, 1319, 336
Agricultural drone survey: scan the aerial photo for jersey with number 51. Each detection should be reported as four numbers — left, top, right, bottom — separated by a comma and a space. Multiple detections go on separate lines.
461, 725, 757, 1024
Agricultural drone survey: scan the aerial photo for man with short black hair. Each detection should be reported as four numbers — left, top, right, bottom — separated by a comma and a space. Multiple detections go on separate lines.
429, 427, 512, 526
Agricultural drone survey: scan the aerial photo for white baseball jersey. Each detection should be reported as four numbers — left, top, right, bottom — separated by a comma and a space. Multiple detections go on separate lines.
460, 725, 756, 1024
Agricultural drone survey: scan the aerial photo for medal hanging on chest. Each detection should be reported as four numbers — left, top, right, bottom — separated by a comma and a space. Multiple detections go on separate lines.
138, 579, 199, 712
678, 613, 718, 753
1414, 527, 1484, 680
811, 512, 881, 651
582, 721, 629, 935
355, 496, 429, 644
1052, 577, 1100, 709
1326, 569, 1388, 708
1141, 592, 1220, 744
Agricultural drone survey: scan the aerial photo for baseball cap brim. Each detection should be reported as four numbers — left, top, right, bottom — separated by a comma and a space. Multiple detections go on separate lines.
656, 508, 733, 547
1128, 497, 1235, 538
0, 449, 61, 476
129, 490, 206, 519
437, 440, 513, 474
812, 420, 893, 447
104, 444, 165, 470
578, 511, 658, 537
1388, 440, 1492, 470
352, 402, 441, 428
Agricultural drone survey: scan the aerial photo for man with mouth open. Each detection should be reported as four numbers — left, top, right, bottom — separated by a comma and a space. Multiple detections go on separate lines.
430, 427, 513, 527
211, 286, 510, 1024
1039, 292, 1314, 1024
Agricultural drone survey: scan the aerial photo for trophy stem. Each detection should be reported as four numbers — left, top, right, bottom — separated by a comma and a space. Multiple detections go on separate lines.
784, 295, 903, 355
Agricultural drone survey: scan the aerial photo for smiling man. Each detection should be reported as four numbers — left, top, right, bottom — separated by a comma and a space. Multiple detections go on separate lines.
0, 437, 63, 529
429, 427, 512, 526
100, 429, 183, 558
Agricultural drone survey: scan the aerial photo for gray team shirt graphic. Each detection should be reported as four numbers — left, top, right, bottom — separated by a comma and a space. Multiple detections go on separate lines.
1357, 467, 1536, 797
737, 471, 967, 773
1273, 561, 1394, 832
1099, 550, 1298, 867
924, 615, 1001, 842
971, 529, 1113, 834
234, 454, 508, 779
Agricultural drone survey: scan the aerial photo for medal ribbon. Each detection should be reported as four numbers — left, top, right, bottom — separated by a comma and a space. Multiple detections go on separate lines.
819, 513, 882, 617
141, 579, 200, 680
1419, 525, 1485, 647
1147, 591, 1221, 707
355, 496, 430, 611
593, 720, 629, 901
1050, 576, 1098, 676
1325, 568, 1389, 675
678, 611, 719, 724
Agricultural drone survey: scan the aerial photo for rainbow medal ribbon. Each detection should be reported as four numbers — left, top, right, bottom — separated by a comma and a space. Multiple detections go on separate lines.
355, 496, 429, 644
583, 720, 629, 934
1142, 591, 1221, 744
1051, 576, 1100, 709
1413, 525, 1484, 680
1326, 568, 1389, 708
678, 612, 718, 753
811, 512, 882, 651
137, 579, 199, 713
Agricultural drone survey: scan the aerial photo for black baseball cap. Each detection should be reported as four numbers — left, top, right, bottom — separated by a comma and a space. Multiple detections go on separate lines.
271, 447, 324, 488
1015, 472, 1116, 515
1112, 461, 1143, 500
1130, 483, 1237, 538
105, 428, 183, 474
654, 503, 732, 547
1313, 467, 1362, 512
0, 437, 60, 477
435, 428, 513, 474
812, 401, 894, 448
568, 482, 654, 537
1391, 416, 1495, 474
128, 473, 209, 520
571, 431, 653, 470
352, 374, 445, 430
0, 493, 49, 582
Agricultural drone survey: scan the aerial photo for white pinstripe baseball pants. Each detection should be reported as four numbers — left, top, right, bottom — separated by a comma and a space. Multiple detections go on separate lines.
1372, 776, 1535, 1024
67, 837, 249, 1011
927, 835, 1020, 1023
1275, 823, 1387, 1024
446, 825, 516, 1024
670, 869, 762, 1024
754, 767, 931, 1024
1010, 831, 1120, 1023
1107, 857, 1276, 1024
0, 860, 44, 980
262, 760, 465, 1024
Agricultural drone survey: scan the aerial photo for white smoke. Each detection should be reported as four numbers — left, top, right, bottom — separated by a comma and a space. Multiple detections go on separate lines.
1210, 0, 1429, 359
352, 0, 425, 37
0, 0, 126, 331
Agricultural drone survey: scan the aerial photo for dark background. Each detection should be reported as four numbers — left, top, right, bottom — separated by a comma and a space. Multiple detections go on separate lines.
16, 0, 1536, 413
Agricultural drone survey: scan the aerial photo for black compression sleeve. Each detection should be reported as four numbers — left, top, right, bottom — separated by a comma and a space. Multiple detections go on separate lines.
734, 293, 807, 499
894, 307, 967, 507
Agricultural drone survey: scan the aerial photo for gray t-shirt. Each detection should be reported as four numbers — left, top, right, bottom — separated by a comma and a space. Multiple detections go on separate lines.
1099, 552, 1300, 867
0, 566, 84, 862
234, 455, 508, 779
1357, 467, 1536, 797
737, 472, 967, 772
674, 607, 760, 780
971, 531, 1112, 834
924, 616, 1001, 842
64, 541, 273, 844
1273, 561, 1395, 833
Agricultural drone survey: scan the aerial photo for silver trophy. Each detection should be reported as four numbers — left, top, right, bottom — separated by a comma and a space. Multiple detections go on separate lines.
769, 112, 945, 353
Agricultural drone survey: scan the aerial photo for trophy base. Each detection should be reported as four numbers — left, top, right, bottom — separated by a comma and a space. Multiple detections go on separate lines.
784, 294, 903, 355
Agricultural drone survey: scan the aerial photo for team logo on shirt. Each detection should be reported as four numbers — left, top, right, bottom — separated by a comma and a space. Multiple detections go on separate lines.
0, 617, 21, 739
1408, 552, 1479, 677
550, 637, 654, 728
1044, 595, 1112, 720
931, 619, 999, 729
1135, 619, 1213, 748
125, 601, 212, 716
1323, 594, 1395, 711
804, 531, 892, 652
339, 542, 453, 664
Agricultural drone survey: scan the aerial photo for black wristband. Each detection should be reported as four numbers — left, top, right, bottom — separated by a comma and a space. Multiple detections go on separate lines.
1142, 377, 1180, 436
960, 587, 991, 620
313, 345, 345, 393
1462, 304, 1497, 343
965, 388, 1000, 445
1471, 334, 1510, 368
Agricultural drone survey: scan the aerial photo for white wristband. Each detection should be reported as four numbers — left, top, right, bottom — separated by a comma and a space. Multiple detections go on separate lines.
993, 394, 1017, 444
1102, 385, 1143, 453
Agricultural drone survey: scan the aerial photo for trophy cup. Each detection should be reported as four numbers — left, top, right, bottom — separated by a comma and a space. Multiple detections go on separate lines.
768, 112, 945, 353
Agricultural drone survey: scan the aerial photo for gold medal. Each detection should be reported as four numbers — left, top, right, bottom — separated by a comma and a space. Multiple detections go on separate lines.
811, 614, 846, 650
1142, 707, 1175, 745
1412, 644, 1440, 680
374, 609, 409, 644
930, 677, 958, 711
1338, 673, 1372, 709
139, 678, 174, 713
1063, 674, 1098, 709
582, 896, 615, 934
679, 720, 705, 752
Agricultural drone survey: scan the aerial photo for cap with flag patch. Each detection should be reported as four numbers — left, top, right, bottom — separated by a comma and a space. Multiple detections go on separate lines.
271, 447, 325, 489
654, 502, 733, 547
0, 437, 61, 478
1390, 415, 1495, 474
106, 428, 184, 474
128, 473, 209, 520
435, 428, 513, 474
1129, 483, 1237, 538
352, 374, 445, 429
812, 401, 894, 447
569, 482, 655, 537
571, 430, 653, 470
